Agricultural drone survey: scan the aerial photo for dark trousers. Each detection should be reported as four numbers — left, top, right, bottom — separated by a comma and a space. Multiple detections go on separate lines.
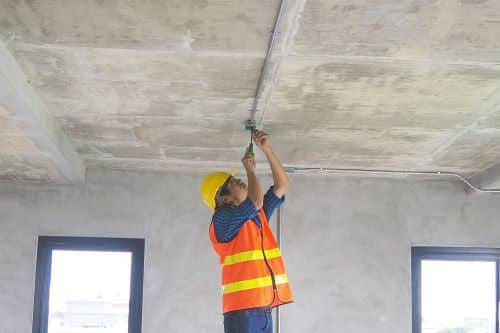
223, 308, 273, 333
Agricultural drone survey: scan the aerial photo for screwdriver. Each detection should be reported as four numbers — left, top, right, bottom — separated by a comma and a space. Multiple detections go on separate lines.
245, 119, 256, 156
247, 130, 254, 156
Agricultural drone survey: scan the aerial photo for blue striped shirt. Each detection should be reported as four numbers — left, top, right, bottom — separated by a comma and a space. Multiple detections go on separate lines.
212, 186, 285, 243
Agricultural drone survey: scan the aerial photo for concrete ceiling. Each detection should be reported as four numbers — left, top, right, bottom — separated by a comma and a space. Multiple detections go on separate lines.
1, 0, 500, 185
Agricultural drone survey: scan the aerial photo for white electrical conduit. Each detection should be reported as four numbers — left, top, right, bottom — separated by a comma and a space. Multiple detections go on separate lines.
270, 170, 497, 333
250, 0, 500, 328
270, 169, 499, 333
283, 166, 500, 193
245, 1, 288, 332
248, 0, 287, 125
270, 167, 499, 333
245, 0, 500, 195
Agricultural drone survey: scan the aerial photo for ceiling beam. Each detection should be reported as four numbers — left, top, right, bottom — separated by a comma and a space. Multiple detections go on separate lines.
469, 162, 500, 190
0, 41, 85, 183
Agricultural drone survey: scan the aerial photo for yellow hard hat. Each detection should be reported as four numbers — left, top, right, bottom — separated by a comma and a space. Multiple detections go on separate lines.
200, 170, 236, 211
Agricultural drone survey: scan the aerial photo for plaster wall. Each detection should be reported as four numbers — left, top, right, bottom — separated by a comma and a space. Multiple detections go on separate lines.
1, 169, 500, 332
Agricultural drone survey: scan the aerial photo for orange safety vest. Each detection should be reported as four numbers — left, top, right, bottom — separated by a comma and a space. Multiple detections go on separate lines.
209, 209, 293, 313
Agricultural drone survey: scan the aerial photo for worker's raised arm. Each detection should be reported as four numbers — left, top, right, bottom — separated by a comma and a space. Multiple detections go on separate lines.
242, 152, 264, 209
252, 130, 289, 199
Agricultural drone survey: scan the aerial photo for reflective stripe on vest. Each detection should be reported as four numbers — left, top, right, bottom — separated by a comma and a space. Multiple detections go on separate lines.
209, 209, 293, 312
222, 274, 289, 294
223, 248, 281, 266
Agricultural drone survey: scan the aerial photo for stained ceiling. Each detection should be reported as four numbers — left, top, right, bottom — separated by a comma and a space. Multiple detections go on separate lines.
1, 0, 500, 185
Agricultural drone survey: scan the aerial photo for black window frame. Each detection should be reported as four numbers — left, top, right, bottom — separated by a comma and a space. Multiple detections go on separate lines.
412, 246, 500, 333
32, 236, 145, 333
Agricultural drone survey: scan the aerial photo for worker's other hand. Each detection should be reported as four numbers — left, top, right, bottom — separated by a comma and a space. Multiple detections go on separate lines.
252, 129, 270, 151
241, 152, 256, 173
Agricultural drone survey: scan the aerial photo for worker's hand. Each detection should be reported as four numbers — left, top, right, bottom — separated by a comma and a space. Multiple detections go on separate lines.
252, 129, 270, 151
241, 151, 256, 173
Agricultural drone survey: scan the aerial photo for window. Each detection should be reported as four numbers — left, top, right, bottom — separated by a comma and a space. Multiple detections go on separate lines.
412, 247, 499, 333
32, 236, 145, 333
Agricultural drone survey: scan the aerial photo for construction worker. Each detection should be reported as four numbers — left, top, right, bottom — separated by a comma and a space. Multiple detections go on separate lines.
200, 129, 293, 333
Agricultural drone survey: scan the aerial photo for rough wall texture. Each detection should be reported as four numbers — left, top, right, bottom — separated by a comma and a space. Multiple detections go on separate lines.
1, 169, 499, 332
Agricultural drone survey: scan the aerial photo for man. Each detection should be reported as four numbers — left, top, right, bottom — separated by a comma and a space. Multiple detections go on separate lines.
200, 129, 293, 333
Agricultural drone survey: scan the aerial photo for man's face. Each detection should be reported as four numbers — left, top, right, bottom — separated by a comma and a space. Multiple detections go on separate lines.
221, 177, 248, 206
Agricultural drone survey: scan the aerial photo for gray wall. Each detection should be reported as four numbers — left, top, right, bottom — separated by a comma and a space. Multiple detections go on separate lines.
1, 169, 500, 333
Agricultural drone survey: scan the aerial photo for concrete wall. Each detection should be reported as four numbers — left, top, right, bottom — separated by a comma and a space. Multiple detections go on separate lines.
1, 169, 500, 333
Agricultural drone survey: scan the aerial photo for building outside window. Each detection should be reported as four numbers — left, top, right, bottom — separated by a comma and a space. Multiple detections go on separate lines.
32, 236, 145, 333
412, 247, 499, 333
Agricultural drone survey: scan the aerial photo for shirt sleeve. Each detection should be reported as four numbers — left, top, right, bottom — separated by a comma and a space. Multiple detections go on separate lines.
212, 198, 259, 243
263, 186, 285, 222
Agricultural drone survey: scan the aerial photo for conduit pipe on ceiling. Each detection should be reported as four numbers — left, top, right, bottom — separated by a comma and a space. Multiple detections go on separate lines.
245, 0, 500, 195
283, 166, 500, 193
251, 4, 288, 331
247, 0, 287, 128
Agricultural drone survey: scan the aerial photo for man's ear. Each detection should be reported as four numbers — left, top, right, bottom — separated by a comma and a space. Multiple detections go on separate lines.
221, 196, 230, 205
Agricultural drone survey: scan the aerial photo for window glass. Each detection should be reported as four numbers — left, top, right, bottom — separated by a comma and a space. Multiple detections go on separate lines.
48, 250, 132, 333
421, 260, 496, 333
